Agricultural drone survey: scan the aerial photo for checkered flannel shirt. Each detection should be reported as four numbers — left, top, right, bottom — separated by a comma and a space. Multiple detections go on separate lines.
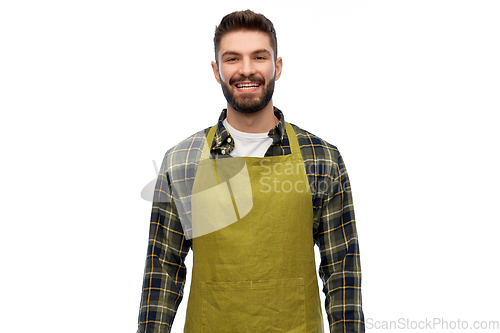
137, 107, 365, 333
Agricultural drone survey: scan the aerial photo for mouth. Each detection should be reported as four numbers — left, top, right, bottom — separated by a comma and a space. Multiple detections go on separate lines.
234, 82, 261, 92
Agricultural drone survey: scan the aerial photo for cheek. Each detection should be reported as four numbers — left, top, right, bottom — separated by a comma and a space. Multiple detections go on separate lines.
263, 64, 276, 79
219, 67, 233, 84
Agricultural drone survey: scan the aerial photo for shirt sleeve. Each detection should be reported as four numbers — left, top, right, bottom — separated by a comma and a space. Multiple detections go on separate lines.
316, 152, 365, 333
137, 156, 192, 333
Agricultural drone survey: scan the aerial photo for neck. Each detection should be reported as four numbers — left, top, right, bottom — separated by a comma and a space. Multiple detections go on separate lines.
226, 101, 278, 133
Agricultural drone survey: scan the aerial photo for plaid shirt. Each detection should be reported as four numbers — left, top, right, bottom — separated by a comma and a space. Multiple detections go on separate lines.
137, 107, 365, 333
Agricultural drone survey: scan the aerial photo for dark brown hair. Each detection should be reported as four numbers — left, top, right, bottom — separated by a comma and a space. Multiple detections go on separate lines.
214, 10, 278, 63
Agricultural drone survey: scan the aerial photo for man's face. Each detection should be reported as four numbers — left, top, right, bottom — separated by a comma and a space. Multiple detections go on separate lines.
212, 30, 282, 114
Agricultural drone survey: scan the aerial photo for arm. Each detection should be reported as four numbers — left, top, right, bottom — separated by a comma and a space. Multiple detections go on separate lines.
316, 153, 365, 333
137, 156, 192, 333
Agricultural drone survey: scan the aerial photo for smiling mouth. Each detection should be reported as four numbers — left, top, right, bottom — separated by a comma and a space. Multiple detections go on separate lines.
235, 82, 261, 91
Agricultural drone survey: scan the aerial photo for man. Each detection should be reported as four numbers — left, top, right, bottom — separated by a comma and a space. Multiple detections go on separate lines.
137, 10, 364, 333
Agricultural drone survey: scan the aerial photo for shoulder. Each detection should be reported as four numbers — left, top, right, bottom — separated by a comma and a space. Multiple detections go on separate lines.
160, 128, 211, 175
165, 128, 209, 157
288, 122, 342, 165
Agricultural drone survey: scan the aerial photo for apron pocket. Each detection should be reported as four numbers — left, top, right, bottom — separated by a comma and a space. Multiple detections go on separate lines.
201, 278, 306, 333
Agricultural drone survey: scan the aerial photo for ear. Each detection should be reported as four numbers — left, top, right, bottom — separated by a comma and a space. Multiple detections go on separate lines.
274, 57, 283, 81
211, 61, 221, 84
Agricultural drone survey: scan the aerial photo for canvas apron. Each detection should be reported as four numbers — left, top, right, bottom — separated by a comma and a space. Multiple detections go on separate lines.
184, 123, 324, 333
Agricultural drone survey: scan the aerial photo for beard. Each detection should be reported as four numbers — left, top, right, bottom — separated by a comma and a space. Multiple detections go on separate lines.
220, 74, 275, 114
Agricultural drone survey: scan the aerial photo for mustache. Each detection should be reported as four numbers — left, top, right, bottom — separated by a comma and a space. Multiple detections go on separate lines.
228, 75, 265, 86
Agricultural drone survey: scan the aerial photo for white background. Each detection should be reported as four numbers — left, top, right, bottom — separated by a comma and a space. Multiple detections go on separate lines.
1, 0, 499, 332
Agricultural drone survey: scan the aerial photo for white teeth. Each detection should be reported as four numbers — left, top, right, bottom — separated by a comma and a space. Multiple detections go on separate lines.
236, 83, 260, 90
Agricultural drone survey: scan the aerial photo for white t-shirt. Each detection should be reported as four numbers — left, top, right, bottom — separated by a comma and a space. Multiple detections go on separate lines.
223, 119, 273, 157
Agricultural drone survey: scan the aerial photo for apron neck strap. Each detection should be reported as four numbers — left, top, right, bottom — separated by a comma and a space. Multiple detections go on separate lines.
284, 122, 301, 155
201, 125, 218, 160
202, 121, 300, 159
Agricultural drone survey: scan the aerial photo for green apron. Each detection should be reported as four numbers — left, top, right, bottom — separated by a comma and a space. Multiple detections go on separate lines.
184, 123, 324, 333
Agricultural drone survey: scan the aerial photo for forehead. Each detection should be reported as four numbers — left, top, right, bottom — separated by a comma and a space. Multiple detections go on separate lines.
218, 30, 273, 57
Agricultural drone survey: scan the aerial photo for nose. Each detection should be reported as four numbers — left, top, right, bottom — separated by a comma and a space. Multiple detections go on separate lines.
238, 57, 256, 77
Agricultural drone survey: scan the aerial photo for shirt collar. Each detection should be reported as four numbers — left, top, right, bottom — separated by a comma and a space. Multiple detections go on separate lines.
210, 106, 286, 152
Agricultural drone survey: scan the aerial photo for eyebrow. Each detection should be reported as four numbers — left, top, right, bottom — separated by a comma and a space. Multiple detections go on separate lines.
221, 49, 272, 58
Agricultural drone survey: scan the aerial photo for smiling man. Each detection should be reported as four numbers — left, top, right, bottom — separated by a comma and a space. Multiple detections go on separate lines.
137, 10, 365, 333
214, 29, 281, 119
